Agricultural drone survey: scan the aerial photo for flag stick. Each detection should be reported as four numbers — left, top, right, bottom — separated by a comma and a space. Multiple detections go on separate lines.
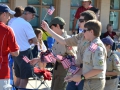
43, 12, 48, 20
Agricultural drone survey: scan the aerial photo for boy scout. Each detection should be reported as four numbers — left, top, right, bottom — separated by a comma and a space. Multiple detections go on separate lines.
102, 37, 120, 90
41, 10, 97, 90
65, 20, 107, 90
49, 17, 77, 90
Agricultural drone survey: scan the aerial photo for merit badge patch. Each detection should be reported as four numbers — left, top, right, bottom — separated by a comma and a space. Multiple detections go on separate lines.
115, 58, 119, 64
109, 58, 112, 61
99, 60, 103, 65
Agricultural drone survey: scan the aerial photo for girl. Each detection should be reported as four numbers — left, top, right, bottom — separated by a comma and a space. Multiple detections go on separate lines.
31, 28, 47, 69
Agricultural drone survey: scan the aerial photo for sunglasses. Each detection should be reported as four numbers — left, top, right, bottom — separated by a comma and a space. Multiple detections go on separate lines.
83, 28, 91, 33
79, 19, 85, 23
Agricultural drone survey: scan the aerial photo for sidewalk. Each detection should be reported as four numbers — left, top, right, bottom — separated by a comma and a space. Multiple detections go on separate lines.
26, 78, 52, 90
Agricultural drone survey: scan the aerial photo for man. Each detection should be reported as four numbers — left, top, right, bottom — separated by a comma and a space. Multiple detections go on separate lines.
103, 23, 117, 39
66, 20, 107, 90
0, 4, 19, 89
41, 10, 97, 90
72, 0, 92, 34
102, 37, 120, 90
10, 6, 38, 88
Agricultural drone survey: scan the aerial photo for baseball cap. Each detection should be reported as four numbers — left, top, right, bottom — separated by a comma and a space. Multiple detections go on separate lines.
101, 37, 114, 46
49, 17, 66, 26
0, 4, 15, 15
89, 7, 99, 14
24, 6, 38, 17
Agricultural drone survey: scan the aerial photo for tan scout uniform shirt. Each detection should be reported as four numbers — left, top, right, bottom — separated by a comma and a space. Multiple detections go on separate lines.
82, 37, 107, 79
104, 50, 120, 90
65, 33, 89, 66
106, 50, 120, 76
52, 31, 77, 57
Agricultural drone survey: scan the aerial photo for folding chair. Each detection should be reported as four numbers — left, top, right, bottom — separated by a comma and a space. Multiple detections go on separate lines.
27, 65, 51, 90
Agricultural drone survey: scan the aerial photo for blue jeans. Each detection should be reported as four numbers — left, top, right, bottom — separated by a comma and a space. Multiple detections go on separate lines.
66, 80, 84, 90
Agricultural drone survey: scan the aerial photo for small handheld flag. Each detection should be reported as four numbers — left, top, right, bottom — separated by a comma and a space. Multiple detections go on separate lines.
47, 6, 55, 15
43, 6, 55, 20
23, 56, 30, 63
68, 65, 80, 74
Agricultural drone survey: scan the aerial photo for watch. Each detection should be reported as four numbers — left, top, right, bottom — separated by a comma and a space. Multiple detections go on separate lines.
81, 75, 85, 80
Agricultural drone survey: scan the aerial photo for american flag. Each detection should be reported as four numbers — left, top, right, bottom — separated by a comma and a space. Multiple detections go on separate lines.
23, 56, 30, 63
44, 53, 56, 63
89, 43, 98, 52
56, 55, 63, 61
47, 6, 55, 15
71, 56, 75, 65
75, 82, 79, 86
61, 58, 71, 69
68, 65, 80, 75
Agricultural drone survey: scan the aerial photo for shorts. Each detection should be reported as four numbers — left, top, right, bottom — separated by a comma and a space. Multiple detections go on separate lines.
66, 80, 84, 90
0, 79, 12, 90
13, 49, 33, 79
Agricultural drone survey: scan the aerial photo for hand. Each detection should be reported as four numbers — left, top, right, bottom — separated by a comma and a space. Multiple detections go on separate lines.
72, 30, 76, 35
28, 39, 33, 44
29, 59, 39, 66
41, 20, 50, 32
64, 75, 73, 81
65, 75, 81, 82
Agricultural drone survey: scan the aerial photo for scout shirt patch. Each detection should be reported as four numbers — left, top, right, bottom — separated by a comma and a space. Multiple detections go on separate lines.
109, 58, 112, 61
99, 60, 103, 66
115, 58, 119, 64
89, 43, 98, 53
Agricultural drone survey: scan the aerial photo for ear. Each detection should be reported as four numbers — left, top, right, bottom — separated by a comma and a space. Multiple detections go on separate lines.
2, 12, 6, 17
90, 29, 94, 33
56, 24, 60, 29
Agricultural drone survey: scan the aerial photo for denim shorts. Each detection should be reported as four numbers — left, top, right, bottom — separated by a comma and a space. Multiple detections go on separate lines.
66, 80, 84, 90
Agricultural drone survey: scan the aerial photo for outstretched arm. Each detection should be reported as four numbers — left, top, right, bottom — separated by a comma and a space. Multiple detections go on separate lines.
41, 21, 66, 45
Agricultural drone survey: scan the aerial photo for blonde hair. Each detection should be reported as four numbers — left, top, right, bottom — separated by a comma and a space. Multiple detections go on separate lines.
34, 28, 43, 49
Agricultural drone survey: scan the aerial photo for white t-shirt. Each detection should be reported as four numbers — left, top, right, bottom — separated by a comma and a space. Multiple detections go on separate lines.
8, 17, 17, 26
38, 41, 47, 52
10, 17, 36, 51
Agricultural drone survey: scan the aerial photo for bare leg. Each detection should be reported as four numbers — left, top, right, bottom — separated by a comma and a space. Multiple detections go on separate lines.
19, 79, 28, 88
14, 77, 20, 87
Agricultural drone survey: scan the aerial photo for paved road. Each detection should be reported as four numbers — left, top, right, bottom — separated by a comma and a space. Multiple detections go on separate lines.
26, 78, 51, 90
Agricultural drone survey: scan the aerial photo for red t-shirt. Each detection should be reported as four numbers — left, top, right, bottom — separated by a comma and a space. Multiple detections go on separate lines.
75, 6, 92, 19
0, 22, 19, 79
103, 31, 116, 39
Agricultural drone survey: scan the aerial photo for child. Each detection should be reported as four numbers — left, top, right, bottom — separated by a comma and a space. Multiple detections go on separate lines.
31, 28, 47, 69
102, 37, 120, 90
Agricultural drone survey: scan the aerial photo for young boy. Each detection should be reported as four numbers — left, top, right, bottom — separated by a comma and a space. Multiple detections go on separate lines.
66, 20, 107, 90
102, 37, 120, 90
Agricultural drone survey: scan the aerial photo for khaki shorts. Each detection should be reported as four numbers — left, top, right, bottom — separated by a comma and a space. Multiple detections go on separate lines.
83, 79, 105, 90
0, 79, 12, 90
